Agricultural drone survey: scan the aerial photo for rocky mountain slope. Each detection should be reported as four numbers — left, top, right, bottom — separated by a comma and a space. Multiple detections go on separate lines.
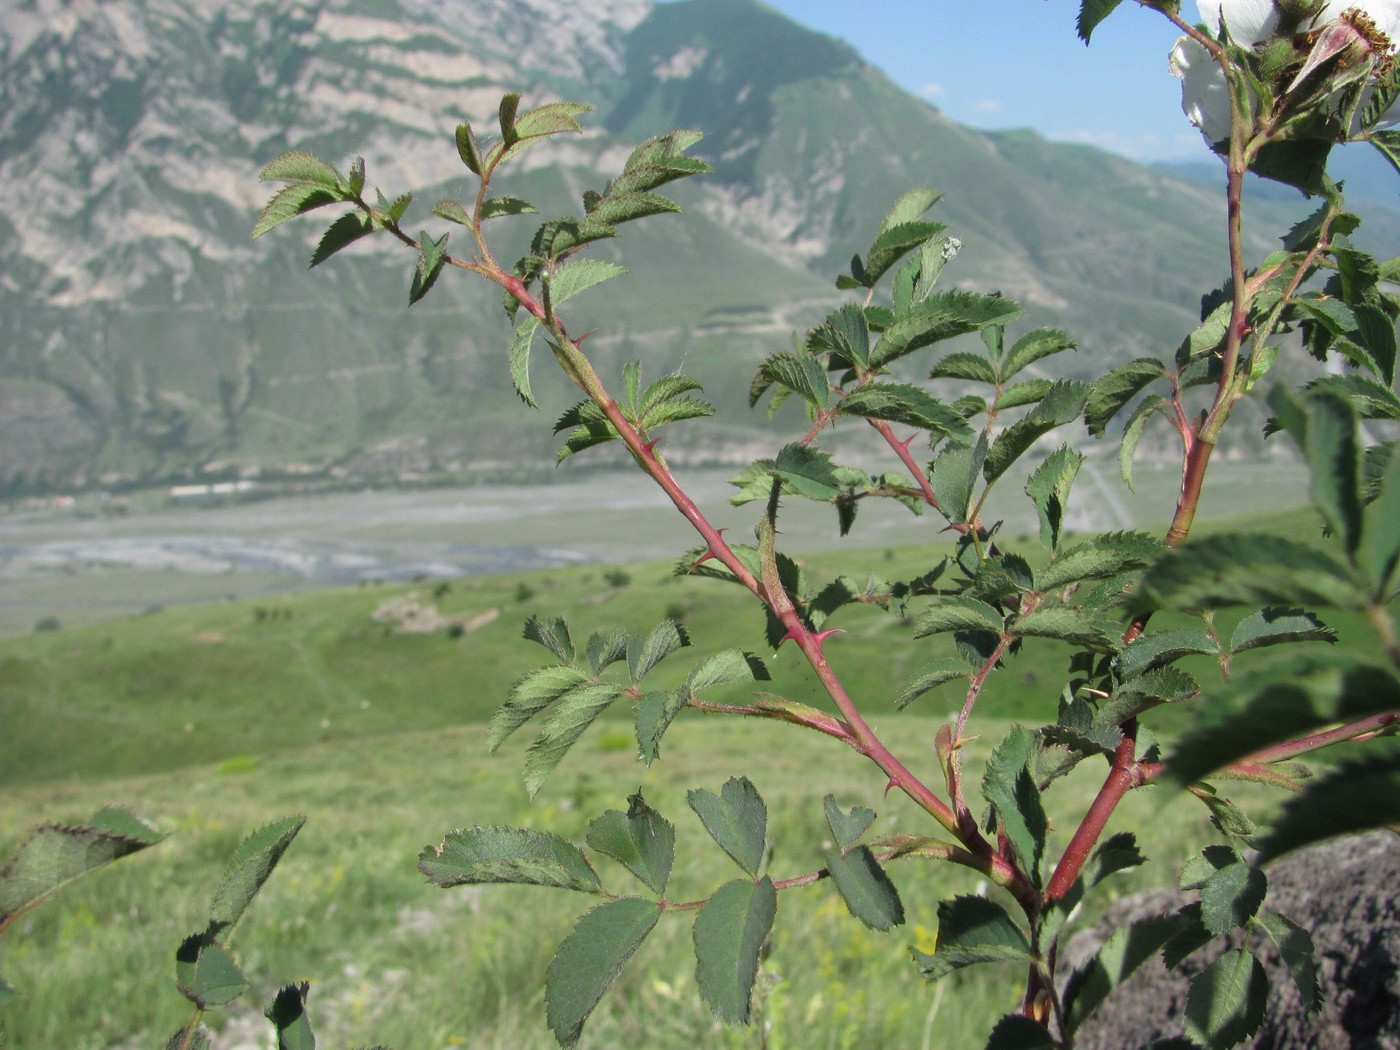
0, 0, 1363, 492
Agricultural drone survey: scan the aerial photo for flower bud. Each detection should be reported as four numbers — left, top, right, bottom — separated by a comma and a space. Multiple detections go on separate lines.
1274, 0, 1327, 32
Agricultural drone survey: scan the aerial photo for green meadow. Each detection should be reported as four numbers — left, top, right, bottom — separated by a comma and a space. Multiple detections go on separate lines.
0, 503, 1352, 1048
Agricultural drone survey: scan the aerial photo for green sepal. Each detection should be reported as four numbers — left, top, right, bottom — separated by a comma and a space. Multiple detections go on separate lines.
265, 982, 316, 1050
587, 794, 676, 896
209, 816, 305, 935
547, 897, 660, 1048
693, 877, 777, 1025
687, 777, 767, 877
824, 846, 904, 931
914, 895, 1032, 980
175, 935, 247, 1008
419, 826, 601, 893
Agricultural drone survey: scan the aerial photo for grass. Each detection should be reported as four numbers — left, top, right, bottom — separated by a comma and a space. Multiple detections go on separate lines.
0, 501, 1371, 1048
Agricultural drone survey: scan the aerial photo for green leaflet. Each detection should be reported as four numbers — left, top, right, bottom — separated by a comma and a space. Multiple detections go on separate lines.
823, 796, 877, 853
587, 794, 675, 896
836, 383, 973, 444
1185, 950, 1269, 1049
824, 846, 904, 931
1030, 448, 1080, 554
480, 195, 538, 220
985, 1015, 1056, 1049
750, 352, 829, 412
258, 150, 342, 187
209, 816, 305, 934
1001, 328, 1076, 380
523, 682, 625, 796
693, 877, 778, 1025
252, 183, 342, 240
627, 619, 689, 682
409, 231, 448, 305
546, 897, 659, 1048
310, 212, 374, 268
872, 291, 1023, 370
1010, 608, 1117, 651
0, 808, 162, 921
688, 777, 767, 878
1132, 533, 1368, 613
634, 689, 686, 766
1077, 0, 1127, 42
914, 895, 1032, 980
982, 726, 1048, 887
929, 432, 988, 524
455, 122, 483, 174
418, 826, 601, 893
1084, 358, 1167, 437
773, 443, 840, 501
490, 665, 590, 751
264, 983, 317, 1050
897, 658, 971, 709
1062, 914, 1183, 1034
1363, 441, 1400, 595
1199, 858, 1268, 935
543, 259, 627, 313
1119, 394, 1169, 491
1228, 608, 1335, 653
983, 380, 1091, 484
929, 350, 996, 384
1115, 628, 1218, 680
1256, 750, 1400, 862
1034, 531, 1161, 592
1268, 386, 1364, 556
913, 596, 1005, 637
1256, 910, 1321, 1015
510, 316, 541, 407
1161, 652, 1400, 790
175, 936, 247, 1008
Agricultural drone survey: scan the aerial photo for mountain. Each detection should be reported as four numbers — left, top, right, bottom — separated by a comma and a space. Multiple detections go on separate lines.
0, 0, 1357, 494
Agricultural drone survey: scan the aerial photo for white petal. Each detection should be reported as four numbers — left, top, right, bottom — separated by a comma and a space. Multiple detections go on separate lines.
1172, 36, 1234, 146
1196, 0, 1279, 44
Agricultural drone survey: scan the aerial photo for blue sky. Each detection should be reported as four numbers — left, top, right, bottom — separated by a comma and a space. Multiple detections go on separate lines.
733, 1, 1210, 162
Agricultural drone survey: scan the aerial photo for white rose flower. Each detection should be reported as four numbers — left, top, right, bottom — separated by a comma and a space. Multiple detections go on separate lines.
1171, 0, 1400, 148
